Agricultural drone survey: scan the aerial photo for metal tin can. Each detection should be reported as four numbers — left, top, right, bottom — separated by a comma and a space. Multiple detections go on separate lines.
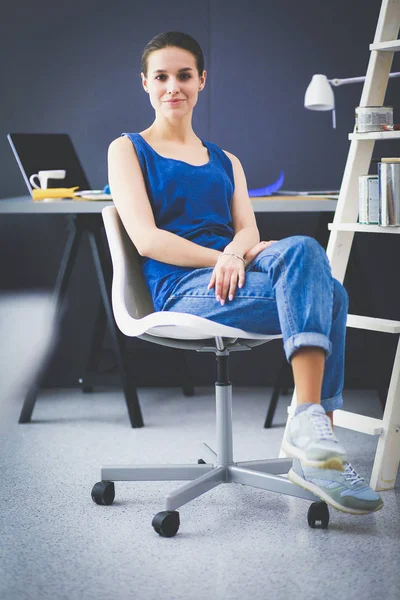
355, 106, 393, 133
379, 162, 400, 226
359, 175, 379, 224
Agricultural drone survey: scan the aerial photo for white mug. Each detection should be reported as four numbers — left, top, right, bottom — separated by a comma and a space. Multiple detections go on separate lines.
29, 169, 66, 190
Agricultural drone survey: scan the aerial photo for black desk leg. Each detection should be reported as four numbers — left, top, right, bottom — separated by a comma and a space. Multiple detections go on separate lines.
19, 216, 83, 423
80, 300, 108, 392
177, 350, 195, 396
87, 226, 144, 428
83, 304, 195, 398
264, 358, 289, 428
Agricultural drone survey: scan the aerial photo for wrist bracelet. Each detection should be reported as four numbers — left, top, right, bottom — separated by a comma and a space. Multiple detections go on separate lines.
217, 252, 245, 267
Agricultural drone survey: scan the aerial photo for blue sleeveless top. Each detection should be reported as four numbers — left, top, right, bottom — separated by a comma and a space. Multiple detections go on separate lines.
121, 133, 235, 311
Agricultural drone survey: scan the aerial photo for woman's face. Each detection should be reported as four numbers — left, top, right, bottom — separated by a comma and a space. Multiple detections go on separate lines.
141, 46, 206, 119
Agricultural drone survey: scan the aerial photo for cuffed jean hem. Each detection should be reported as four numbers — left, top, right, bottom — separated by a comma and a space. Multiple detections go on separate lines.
284, 332, 332, 362
321, 392, 344, 413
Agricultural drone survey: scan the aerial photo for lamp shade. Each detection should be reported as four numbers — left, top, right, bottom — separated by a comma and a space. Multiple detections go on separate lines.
304, 74, 335, 111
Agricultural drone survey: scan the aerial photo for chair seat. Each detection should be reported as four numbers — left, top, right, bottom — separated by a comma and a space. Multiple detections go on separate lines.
116, 308, 282, 343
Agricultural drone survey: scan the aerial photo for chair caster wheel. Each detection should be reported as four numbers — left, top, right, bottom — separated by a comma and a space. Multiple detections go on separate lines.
91, 481, 115, 505
198, 459, 206, 464
308, 501, 329, 529
152, 511, 180, 537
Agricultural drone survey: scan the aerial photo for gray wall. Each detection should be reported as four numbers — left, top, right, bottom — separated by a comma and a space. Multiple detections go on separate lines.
3, 0, 399, 195
1, 1, 399, 389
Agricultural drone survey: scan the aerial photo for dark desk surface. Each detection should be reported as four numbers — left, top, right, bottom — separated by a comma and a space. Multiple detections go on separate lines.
0, 195, 338, 214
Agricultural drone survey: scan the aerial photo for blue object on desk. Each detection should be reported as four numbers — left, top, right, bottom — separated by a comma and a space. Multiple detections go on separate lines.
103, 184, 111, 194
248, 170, 284, 197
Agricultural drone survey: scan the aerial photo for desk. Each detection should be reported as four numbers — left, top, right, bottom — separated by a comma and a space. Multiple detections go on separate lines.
0, 194, 338, 214
0, 195, 337, 427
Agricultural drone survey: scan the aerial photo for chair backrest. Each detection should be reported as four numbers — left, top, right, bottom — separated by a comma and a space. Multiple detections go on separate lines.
102, 206, 154, 323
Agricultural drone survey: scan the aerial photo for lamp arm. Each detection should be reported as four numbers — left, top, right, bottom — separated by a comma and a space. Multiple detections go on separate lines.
329, 72, 400, 86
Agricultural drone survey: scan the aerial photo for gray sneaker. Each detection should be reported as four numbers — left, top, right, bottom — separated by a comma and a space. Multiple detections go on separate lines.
282, 404, 347, 470
288, 458, 383, 515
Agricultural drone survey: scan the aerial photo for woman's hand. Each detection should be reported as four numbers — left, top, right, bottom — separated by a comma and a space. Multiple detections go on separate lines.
244, 240, 277, 267
207, 254, 245, 305
208, 241, 278, 305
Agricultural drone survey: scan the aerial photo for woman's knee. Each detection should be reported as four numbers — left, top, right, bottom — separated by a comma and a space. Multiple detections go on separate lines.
283, 235, 327, 264
298, 235, 325, 255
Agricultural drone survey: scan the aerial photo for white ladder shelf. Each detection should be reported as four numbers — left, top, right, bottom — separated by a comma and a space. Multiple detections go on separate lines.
282, 0, 400, 491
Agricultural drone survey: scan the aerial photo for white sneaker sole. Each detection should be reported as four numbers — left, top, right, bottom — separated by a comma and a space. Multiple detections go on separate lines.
288, 468, 383, 515
281, 439, 345, 472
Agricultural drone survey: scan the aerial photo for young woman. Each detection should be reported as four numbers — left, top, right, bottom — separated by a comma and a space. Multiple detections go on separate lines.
108, 31, 382, 515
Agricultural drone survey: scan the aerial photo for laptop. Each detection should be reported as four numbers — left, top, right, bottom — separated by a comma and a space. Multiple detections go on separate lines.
7, 133, 91, 193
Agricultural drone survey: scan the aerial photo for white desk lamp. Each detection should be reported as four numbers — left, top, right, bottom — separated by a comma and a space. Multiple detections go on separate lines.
304, 72, 400, 128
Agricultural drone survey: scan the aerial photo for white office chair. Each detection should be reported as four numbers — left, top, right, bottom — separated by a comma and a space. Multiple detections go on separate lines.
91, 206, 327, 536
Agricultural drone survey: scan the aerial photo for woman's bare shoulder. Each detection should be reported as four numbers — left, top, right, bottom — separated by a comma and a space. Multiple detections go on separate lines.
223, 149, 235, 159
222, 149, 241, 167
108, 136, 132, 152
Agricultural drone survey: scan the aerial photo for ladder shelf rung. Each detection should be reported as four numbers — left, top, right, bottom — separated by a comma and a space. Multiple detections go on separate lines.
328, 223, 400, 234
349, 131, 400, 141
334, 410, 383, 436
347, 314, 400, 334
369, 40, 400, 52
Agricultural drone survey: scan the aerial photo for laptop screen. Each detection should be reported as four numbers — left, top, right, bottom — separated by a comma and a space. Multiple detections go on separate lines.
7, 133, 91, 193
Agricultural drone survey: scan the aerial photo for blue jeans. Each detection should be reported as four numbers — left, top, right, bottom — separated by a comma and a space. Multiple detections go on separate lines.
161, 236, 348, 412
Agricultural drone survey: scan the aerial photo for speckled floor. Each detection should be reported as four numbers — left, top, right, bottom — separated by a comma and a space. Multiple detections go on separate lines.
0, 385, 399, 600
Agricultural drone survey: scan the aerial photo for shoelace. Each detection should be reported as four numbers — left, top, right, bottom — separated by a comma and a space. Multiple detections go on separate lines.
341, 462, 365, 485
311, 411, 337, 442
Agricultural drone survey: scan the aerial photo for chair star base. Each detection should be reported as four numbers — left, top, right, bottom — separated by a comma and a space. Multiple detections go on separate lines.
101, 454, 318, 512
98, 379, 318, 513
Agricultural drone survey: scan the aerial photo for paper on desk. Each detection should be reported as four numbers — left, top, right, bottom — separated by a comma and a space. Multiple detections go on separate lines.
275, 189, 340, 196
74, 190, 112, 200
